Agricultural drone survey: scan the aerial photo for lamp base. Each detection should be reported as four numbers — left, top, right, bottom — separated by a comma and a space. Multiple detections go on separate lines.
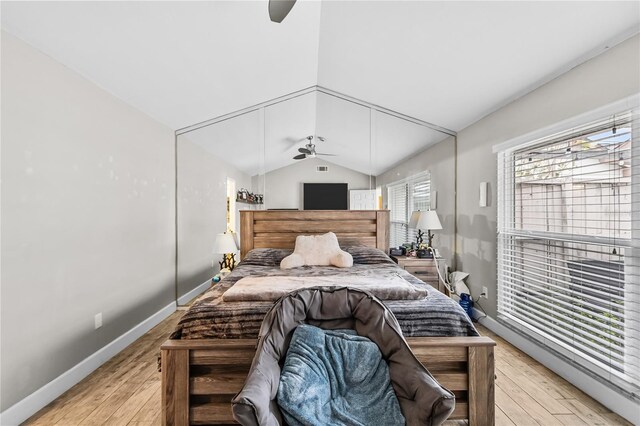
416, 249, 433, 259
219, 253, 237, 271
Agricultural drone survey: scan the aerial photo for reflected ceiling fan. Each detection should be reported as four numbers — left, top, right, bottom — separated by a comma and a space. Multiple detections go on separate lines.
293, 136, 336, 160
269, 0, 296, 23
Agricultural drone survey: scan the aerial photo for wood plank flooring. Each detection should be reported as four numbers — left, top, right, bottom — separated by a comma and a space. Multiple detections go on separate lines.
23, 314, 632, 426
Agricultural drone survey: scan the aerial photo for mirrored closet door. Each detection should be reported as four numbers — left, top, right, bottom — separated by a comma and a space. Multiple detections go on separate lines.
175, 87, 453, 301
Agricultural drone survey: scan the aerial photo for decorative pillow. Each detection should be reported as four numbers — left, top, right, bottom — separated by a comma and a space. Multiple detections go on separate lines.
343, 246, 396, 265
240, 248, 293, 266
280, 232, 353, 269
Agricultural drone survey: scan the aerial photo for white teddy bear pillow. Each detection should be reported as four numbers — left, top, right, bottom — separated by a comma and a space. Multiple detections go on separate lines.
280, 232, 353, 269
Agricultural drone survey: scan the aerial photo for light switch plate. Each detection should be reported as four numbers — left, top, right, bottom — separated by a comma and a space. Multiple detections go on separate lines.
94, 313, 103, 329
479, 182, 488, 207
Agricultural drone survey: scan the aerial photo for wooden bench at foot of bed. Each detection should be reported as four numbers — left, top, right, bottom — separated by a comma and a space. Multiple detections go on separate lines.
161, 336, 496, 426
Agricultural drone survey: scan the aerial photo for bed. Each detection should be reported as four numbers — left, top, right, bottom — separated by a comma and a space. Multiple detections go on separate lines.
161, 210, 495, 425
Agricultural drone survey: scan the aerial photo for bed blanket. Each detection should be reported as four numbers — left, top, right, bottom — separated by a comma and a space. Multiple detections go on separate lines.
172, 247, 479, 339
222, 273, 427, 302
277, 325, 405, 426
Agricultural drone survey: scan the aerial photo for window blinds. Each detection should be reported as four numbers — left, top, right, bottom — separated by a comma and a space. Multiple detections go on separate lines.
388, 173, 431, 248
389, 183, 408, 248
497, 109, 639, 392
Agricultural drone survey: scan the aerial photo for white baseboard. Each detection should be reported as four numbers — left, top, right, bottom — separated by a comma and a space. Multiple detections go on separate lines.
0, 301, 177, 426
177, 279, 211, 306
474, 309, 640, 425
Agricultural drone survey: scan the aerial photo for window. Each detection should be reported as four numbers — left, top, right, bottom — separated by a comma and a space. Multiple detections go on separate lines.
387, 172, 431, 248
497, 109, 639, 392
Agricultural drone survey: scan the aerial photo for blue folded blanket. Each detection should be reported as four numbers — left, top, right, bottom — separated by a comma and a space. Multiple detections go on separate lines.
277, 324, 405, 426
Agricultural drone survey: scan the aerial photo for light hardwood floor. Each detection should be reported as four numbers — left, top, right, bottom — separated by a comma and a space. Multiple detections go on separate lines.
23, 313, 632, 426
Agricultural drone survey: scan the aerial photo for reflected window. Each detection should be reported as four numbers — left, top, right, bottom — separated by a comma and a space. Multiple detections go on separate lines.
388, 172, 431, 247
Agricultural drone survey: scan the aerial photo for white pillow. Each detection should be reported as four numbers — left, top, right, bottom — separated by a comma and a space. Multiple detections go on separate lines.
280, 232, 353, 269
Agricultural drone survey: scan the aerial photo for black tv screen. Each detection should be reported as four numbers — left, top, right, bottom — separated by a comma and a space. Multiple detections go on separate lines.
303, 183, 348, 210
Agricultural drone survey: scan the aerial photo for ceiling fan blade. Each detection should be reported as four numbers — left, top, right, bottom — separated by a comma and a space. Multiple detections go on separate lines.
269, 0, 296, 23
316, 153, 336, 156
298, 148, 311, 154
293, 154, 307, 160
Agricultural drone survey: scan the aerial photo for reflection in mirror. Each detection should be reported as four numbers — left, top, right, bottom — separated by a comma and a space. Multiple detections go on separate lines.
176, 110, 262, 300
373, 111, 456, 267
175, 88, 456, 302
262, 91, 317, 210
315, 91, 375, 193
262, 91, 376, 210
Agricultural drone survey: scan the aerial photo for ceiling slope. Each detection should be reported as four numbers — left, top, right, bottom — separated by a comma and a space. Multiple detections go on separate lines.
1, 0, 322, 129
317, 1, 640, 131
2, 1, 639, 133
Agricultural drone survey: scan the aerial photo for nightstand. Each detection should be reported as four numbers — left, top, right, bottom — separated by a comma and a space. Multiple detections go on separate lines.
391, 255, 448, 295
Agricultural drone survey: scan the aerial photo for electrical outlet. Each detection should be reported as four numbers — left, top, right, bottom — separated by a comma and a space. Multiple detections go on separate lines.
94, 313, 103, 329
481, 286, 488, 299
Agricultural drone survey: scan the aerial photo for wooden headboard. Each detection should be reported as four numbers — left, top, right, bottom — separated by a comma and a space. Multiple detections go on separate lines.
239, 210, 390, 258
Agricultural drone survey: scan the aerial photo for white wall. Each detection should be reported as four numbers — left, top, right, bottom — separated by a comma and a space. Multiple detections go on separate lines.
0, 32, 176, 411
176, 136, 252, 297
455, 34, 640, 318
376, 137, 456, 267
261, 157, 374, 210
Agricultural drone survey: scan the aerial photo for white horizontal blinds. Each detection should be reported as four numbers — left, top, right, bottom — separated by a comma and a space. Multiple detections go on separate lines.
626, 109, 640, 388
498, 109, 640, 389
408, 179, 431, 244
388, 172, 431, 248
389, 183, 408, 248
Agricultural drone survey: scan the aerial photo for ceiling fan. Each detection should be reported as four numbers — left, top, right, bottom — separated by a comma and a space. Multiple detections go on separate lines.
293, 136, 336, 160
269, 0, 296, 23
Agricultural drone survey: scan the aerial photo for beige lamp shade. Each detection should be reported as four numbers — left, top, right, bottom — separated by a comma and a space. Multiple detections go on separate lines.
409, 210, 443, 230
213, 233, 238, 254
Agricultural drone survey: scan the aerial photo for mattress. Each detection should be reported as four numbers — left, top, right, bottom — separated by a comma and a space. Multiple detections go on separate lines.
171, 246, 479, 339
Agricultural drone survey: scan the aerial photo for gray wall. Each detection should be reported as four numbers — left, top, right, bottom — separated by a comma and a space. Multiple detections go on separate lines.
379, 34, 639, 320
0, 32, 176, 410
261, 157, 374, 210
377, 137, 456, 268
455, 34, 640, 317
177, 136, 252, 297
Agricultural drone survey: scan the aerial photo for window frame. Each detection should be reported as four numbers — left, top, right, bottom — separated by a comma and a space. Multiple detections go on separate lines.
497, 110, 639, 393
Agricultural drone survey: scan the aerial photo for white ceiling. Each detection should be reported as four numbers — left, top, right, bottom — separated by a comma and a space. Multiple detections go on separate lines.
3, 1, 639, 132
317, 1, 640, 131
1, 1, 322, 129
2, 1, 639, 174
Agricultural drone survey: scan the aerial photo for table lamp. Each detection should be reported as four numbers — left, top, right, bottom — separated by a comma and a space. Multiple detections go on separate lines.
409, 210, 443, 248
213, 232, 239, 271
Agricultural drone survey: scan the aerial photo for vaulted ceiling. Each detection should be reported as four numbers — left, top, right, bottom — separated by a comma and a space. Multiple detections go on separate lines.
3, 1, 639, 134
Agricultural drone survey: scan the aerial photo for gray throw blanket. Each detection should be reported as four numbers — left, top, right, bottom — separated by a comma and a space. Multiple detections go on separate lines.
231, 287, 455, 426
277, 325, 405, 426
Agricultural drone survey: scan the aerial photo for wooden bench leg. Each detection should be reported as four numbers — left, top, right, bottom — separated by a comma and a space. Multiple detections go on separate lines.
162, 349, 190, 426
468, 346, 495, 426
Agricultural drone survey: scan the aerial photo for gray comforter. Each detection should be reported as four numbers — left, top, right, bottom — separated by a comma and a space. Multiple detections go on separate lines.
171, 246, 478, 339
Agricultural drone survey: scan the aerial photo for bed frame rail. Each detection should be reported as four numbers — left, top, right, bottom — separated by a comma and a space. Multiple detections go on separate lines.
161, 336, 495, 426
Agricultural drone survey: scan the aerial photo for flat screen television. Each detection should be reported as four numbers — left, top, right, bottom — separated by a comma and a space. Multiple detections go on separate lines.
303, 183, 348, 210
